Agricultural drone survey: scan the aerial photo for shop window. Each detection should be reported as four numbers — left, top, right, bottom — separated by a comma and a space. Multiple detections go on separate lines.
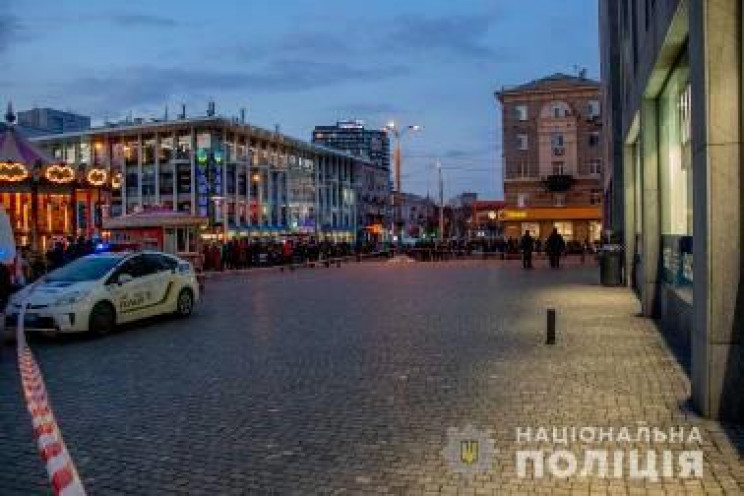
177, 163, 191, 194
659, 51, 692, 236
143, 135, 156, 164
553, 221, 573, 241
589, 221, 602, 242
521, 222, 540, 237
159, 165, 174, 196
159, 136, 174, 163
176, 132, 191, 160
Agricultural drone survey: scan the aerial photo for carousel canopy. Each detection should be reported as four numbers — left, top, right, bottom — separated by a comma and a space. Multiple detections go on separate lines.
0, 102, 54, 166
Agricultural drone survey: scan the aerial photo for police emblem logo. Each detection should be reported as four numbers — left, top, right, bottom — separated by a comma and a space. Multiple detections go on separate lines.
443, 425, 495, 477
460, 440, 479, 465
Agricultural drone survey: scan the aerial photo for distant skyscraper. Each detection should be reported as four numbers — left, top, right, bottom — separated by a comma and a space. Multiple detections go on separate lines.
17, 108, 91, 136
312, 120, 392, 241
312, 120, 390, 171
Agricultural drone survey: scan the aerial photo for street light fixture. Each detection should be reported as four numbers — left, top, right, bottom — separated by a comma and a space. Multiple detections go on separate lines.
382, 121, 421, 247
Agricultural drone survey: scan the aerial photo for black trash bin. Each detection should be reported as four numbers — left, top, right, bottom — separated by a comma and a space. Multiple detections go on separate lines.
599, 245, 624, 286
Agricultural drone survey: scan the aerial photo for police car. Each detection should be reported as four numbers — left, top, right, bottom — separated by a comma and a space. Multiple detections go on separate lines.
5, 251, 199, 335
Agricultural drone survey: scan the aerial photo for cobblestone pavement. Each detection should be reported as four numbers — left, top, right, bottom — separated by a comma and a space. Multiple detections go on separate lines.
0, 260, 742, 495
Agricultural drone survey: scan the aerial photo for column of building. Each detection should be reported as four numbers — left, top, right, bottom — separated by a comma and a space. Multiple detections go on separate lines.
689, 0, 743, 420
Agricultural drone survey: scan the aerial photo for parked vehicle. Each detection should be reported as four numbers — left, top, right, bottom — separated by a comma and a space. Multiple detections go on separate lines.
5, 251, 199, 335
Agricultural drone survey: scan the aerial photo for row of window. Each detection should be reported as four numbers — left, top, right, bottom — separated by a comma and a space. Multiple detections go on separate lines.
516, 132, 601, 150
512, 100, 601, 121
516, 190, 603, 208
506, 159, 603, 178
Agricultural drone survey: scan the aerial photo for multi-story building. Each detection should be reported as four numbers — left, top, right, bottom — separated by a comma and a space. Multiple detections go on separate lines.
599, 0, 743, 421
398, 192, 436, 240
447, 192, 478, 238
30, 115, 367, 245
17, 107, 91, 137
495, 73, 604, 242
312, 120, 391, 240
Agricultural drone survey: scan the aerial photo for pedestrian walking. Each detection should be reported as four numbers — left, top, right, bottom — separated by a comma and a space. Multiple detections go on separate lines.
519, 230, 535, 269
545, 228, 566, 269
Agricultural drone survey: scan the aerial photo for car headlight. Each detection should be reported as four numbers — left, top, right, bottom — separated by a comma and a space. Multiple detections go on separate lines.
53, 290, 92, 307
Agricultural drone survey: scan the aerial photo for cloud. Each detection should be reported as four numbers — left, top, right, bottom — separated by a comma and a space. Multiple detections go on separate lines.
278, 32, 353, 56
60, 61, 411, 115
384, 15, 498, 60
0, 10, 23, 54
108, 13, 179, 28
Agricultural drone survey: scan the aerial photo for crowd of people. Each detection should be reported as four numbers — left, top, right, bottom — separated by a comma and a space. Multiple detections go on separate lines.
0, 231, 595, 309
45, 236, 99, 272
200, 238, 364, 271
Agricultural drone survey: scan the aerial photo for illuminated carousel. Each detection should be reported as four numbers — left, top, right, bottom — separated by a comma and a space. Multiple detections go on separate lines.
0, 104, 113, 251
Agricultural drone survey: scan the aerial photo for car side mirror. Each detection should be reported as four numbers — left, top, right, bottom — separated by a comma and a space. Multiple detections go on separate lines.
117, 273, 134, 285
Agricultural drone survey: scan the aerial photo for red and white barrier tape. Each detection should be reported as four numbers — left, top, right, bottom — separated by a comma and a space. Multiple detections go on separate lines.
16, 287, 87, 496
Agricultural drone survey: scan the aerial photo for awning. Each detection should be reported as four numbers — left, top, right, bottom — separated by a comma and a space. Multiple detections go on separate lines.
103, 210, 208, 229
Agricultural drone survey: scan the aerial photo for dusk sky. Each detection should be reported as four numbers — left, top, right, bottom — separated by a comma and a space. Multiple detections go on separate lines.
1, 0, 599, 200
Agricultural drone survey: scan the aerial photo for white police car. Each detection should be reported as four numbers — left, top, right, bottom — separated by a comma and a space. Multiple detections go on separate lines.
5, 251, 199, 335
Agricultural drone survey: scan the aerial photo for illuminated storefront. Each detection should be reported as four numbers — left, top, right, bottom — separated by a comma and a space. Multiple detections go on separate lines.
33, 116, 365, 243
499, 206, 602, 242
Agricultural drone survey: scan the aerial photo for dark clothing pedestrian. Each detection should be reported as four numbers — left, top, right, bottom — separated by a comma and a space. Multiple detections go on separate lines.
519, 232, 535, 269
546, 229, 566, 269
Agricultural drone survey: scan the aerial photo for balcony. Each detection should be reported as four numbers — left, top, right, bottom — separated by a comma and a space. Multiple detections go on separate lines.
543, 174, 574, 192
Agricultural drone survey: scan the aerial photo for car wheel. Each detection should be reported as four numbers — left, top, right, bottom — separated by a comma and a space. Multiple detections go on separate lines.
89, 302, 116, 336
175, 289, 194, 318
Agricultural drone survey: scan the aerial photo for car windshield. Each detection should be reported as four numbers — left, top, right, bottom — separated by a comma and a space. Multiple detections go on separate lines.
44, 256, 122, 283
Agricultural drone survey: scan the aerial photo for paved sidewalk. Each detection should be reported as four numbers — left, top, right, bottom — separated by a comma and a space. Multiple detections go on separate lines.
0, 261, 741, 495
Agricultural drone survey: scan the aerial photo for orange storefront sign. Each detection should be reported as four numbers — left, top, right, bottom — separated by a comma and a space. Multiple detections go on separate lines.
498, 206, 601, 222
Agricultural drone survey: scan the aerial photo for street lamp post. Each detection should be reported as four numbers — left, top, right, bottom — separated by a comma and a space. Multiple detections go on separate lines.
382, 121, 421, 249
437, 160, 444, 243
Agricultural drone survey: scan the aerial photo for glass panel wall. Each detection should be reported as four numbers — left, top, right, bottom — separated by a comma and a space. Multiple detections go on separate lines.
658, 50, 693, 289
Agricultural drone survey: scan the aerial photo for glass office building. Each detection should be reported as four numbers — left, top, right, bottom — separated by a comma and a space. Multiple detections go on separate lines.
33, 116, 368, 242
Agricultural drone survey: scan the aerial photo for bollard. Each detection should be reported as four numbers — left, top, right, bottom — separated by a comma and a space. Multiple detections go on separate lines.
546, 308, 556, 345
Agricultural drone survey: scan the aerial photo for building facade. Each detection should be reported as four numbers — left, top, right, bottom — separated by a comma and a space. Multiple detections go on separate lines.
312, 120, 391, 240
496, 74, 604, 243
31, 116, 367, 244
398, 192, 436, 240
447, 192, 478, 239
600, 0, 742, 420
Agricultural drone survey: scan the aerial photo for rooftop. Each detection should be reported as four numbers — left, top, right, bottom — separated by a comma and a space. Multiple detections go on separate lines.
496, 72, 600, 98
29, 115, 374, 164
